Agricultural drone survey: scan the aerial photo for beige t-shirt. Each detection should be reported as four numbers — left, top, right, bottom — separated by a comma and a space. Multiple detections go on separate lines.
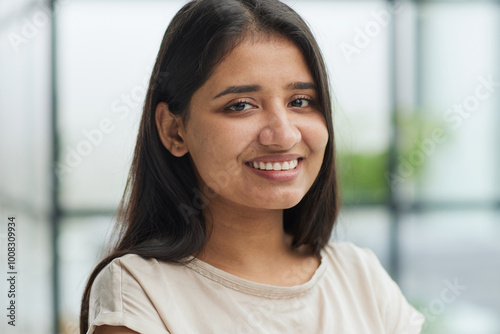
88, 242, 425, 333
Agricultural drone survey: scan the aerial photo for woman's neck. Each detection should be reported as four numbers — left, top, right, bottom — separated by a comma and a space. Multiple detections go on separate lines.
196, 201, 319, 286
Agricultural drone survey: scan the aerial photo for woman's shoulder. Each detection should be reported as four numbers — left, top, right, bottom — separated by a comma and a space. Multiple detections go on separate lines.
102, 252, 158, 269
88, 254, 175, 333
93, 254, 157, 284
93, 253, 185, 290
320, 241, 393, 286
320, 241, 425, 332
91, 254, 159, 302
321, 241, 382, 266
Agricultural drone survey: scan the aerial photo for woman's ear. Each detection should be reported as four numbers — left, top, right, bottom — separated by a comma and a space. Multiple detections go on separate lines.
155, 102, 189, 157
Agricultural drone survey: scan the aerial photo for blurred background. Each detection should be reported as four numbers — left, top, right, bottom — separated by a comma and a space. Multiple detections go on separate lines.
1, 0, 499, 333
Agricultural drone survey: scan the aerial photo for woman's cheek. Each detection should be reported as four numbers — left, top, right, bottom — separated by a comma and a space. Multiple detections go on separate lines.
301, 116, 329, 152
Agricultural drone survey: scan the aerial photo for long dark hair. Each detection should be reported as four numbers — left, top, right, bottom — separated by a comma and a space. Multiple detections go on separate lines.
80, 0, 339, 332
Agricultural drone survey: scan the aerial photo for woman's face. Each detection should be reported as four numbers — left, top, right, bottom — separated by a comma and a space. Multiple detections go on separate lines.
179, 36, 329, 212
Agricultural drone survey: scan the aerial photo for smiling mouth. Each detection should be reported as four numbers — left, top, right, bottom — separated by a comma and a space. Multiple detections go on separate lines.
246, 159, 301, 171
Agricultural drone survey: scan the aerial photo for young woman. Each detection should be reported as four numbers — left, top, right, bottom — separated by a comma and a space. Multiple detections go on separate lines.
80, 0, 424, 333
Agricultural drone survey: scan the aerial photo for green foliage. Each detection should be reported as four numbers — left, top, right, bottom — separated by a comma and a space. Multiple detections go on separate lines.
337, 109, 448, 205
337, 151, 389, 204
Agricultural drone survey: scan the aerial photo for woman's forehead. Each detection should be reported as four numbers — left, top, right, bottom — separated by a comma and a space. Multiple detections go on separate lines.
202, 37, 314, 93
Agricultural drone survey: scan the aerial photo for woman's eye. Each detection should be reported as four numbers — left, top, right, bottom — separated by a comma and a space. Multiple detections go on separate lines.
290, 98, 311, 108
227, 101, 253, 112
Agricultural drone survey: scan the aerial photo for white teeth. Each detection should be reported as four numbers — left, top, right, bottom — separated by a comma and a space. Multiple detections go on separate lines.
248, 159, 299, 171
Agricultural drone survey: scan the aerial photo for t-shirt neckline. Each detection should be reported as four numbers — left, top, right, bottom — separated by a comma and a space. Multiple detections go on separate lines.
183, 248, 327, 299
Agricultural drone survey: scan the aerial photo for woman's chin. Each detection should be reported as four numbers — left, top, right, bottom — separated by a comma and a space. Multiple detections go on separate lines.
250, 193, 305, 210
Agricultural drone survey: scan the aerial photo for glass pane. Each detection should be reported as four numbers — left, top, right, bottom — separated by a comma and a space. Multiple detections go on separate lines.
0, 0, 40, 19
1, 5, 54, 334
415, 2, 500, 202
0, 8, 52, 214
57, 1, 186, 210
0, 208, 53, 334
400, 211, 500, 334
335, 206, 391, 268
59, 216, 114, 332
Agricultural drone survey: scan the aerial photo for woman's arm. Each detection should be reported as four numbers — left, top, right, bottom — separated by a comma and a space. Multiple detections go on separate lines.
94, 325, 139, 334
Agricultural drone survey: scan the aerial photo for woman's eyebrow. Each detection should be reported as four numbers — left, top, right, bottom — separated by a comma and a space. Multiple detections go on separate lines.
212, 81, 316, 100
285, 82, 316, 91
213, 85, 261, 99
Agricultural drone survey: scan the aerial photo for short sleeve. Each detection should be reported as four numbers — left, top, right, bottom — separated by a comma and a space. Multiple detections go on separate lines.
362, 248, 425, 334
87, 256, 170, 334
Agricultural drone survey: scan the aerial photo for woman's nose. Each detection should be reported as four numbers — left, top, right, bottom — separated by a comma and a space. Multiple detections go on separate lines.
258, 105, 301, 150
